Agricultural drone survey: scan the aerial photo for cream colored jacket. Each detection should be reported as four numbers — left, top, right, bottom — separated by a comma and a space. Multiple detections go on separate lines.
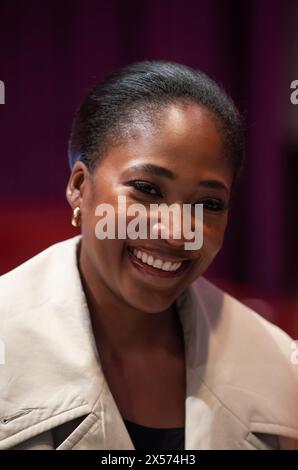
0, 236, 297, 450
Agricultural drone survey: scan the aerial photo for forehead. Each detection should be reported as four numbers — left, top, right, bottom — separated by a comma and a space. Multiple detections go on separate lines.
98, 102, 233, 184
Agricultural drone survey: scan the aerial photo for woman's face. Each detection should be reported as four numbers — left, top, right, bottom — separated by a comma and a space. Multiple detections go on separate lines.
73, 102, 234, 313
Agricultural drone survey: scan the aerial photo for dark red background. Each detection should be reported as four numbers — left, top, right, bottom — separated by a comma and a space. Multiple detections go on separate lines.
0, 0, 297, 336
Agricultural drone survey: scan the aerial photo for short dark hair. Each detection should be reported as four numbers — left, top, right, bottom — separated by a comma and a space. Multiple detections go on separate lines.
68, 60, 244, 182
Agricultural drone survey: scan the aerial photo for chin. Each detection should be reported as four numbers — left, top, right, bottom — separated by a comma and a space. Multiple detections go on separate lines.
126, 294, 174, 315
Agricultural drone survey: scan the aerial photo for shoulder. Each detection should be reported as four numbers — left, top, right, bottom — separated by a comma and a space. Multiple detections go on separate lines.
179, 277, 298, 445
0, 235, 96, 440
0, 235, 82, 313
0, 235, 85, 385
193, 276, 293, 360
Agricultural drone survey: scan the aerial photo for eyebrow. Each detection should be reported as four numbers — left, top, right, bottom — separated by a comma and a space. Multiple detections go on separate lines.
123, 163, 229, 194
198, 180, 230, 193
124, 163, 175, 180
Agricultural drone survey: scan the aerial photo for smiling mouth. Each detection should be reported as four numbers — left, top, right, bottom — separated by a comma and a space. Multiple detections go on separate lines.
126, 246, 193, 278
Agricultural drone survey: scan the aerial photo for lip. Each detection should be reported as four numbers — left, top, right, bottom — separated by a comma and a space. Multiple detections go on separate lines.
126, 246, 194, 279
126, 244, 194, 263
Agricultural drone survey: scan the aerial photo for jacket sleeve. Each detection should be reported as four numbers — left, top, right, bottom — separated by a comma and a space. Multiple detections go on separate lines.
9, 430, 55, 450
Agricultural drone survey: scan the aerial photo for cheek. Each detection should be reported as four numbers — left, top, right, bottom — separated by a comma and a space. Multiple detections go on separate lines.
82, 207, 125, 276
186, 215, 228, 281
202, 214, 228, 257
90, 238, 127, 295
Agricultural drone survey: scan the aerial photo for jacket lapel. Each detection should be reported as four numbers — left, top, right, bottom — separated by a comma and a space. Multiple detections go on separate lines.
2, 235, 297, 450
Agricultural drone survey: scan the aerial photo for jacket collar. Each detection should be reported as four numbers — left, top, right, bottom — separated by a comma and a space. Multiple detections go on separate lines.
0, 235, 215, 449
1, 235, 298, 449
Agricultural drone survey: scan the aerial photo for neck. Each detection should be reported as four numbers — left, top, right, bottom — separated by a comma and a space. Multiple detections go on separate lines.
78, 243, 184, 359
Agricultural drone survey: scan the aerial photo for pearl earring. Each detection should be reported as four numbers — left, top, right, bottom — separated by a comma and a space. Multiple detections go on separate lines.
71, 207, 81, 227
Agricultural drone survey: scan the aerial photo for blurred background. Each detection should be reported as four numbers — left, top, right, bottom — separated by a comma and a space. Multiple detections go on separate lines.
0, 0, 297, 337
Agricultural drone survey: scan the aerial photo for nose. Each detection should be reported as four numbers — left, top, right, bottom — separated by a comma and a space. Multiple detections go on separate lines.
149, 200, 202, 249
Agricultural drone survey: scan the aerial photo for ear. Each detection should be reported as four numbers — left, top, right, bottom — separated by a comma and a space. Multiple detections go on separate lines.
66, 161, 90, 209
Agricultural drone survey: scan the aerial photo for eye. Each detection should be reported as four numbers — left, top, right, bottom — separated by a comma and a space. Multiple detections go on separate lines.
195, 199, 227, 212
127, 180, 162, 197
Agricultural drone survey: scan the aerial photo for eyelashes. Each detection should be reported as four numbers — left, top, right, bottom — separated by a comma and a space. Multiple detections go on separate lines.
201, 201, 225, 211
127, 180, 161, 196
126, 180, 227, 212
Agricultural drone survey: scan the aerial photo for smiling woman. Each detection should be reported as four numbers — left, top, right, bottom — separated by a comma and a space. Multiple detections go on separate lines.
0, 61, 297, 451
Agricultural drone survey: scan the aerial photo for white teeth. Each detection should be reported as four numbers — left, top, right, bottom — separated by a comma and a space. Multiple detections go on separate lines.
161, 261, 171, 271
147, 255, 154, 266
129, 247, 183, 272
153, 259, 163, 269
